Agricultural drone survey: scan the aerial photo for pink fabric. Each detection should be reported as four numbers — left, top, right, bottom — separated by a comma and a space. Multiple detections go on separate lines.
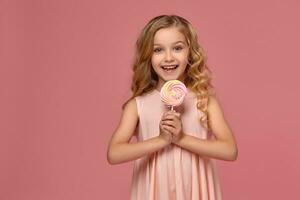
130, 89, 222, 200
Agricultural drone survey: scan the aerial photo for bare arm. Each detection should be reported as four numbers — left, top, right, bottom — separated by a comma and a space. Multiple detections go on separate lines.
107, 98, 170, 165
173, 95, 238, 161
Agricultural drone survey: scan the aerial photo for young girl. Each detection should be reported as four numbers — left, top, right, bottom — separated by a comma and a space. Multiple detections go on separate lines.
107, 14, 238, 200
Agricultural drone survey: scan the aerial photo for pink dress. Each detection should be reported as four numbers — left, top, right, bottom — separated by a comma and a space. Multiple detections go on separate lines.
130, 89, 222, 200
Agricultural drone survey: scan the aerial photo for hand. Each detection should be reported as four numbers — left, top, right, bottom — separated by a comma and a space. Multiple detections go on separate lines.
159, 114, 173, 144
161, 110, 184, 143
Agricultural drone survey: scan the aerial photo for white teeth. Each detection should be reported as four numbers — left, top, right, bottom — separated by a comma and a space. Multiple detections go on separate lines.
162, 65, 178, 69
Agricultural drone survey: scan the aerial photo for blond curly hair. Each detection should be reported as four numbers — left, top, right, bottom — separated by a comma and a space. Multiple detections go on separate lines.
122, 14, 216, 132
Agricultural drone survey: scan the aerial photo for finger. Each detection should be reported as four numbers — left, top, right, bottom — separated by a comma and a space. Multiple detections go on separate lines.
162, 124, 176, 134
161, 120, 176, 128
173, 112, 180, 118
162, 126, 173, 135
162, 111, 171, 119
163, 123, 181, 135
161, 126, 173, 137
162, 113, 177, 120
161, 115, 181, 123
170, 112, 180, 119
162, 119, 175, 125
170, 110, 179, 115
163, 110, 176, 116
165, 111, 181, 118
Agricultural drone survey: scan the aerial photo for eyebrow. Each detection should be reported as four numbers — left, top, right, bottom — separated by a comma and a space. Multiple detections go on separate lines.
153, 41, 186, 46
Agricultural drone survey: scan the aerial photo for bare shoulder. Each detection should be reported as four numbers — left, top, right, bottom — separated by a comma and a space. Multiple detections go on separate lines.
124, 98, 138, 116
108, 98, 139, 145
207, 95, 224, 117
207, 95, 235, 141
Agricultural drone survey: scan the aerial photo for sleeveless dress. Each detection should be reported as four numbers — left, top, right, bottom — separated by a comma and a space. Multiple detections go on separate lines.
130, 88, 222, 200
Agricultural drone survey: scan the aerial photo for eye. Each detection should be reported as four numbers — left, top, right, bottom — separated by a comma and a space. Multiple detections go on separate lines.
174, 46, 183, 51
153, 47, 163, 53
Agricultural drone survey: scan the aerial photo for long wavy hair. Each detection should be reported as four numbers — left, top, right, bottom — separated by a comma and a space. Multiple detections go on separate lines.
122, 14, 216, 132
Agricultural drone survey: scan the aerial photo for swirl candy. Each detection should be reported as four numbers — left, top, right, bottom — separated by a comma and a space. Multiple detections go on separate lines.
160, 80, 188, 109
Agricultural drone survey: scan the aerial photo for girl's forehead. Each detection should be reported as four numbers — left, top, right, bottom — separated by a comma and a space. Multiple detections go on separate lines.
153, 27, 187, 45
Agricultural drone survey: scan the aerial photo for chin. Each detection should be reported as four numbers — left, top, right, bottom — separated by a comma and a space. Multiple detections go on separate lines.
162, 77, 177, 82
163, 74, 180, 80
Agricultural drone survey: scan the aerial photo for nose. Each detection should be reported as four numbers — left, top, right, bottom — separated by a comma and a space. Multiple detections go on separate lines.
164, 50, 175, 62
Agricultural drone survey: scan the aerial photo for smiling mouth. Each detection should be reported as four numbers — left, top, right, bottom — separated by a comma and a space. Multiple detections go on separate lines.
161, 65, 178, 71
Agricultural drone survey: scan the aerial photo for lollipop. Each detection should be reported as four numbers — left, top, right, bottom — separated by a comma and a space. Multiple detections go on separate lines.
160, 80, 188, 110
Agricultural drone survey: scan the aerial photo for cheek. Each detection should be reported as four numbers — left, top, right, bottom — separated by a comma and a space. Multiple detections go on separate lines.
151, 55, 162, 67
151, 57, 156, 67
179, 52, 189, 62
176, 54, 188, 63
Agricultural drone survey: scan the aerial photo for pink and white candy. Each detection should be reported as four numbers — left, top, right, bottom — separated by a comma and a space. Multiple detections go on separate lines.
160, 80, 187, 109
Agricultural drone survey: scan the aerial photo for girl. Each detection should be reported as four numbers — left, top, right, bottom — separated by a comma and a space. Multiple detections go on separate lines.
107, 14, 238, 200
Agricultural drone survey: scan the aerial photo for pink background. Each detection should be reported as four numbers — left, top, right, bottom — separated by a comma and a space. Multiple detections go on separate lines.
1, 0, 299, 199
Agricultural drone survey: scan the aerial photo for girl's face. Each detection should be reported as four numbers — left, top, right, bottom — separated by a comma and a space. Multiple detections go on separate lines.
151, 27, 189, 90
